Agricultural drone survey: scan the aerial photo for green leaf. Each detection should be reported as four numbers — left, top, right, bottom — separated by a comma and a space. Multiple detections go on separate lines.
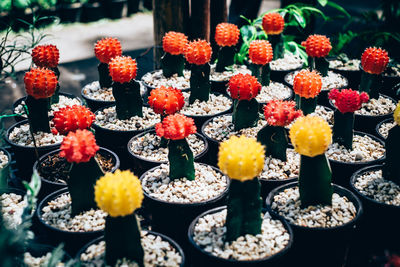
301, 6, 328, 20
292, 9, 306, 28
326, 1, 351, 18
239, 15, 253, 25
317, 0, 328, 6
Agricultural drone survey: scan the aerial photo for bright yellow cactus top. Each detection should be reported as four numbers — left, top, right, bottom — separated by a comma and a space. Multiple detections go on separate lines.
394, 101, 400, 125
218, 135, 265, 181
289, 115, 332, 157
94, 170, 143, 217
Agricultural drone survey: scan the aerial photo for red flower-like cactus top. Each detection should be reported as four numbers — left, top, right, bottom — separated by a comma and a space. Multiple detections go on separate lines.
108, 56, 137, 83
155, 113, 197, 140
162, 31, 188, 55
328, 89, 369, 113
148, 86, 185, 115
264, 100, 303, 127
361, 47, 389, 75
262, 13, 285, 35
184, 40, 212, 65
215, 23, 240, 47
94, 37, 122, 64
228, 73, 262, 100
60, 129, 99, 163
293, 69, 322, 99
248, 40, 273, 65
301, 35, 332, 58
52, 105, 95, 135
24, 68, 58, 99
31, 44, 59, 68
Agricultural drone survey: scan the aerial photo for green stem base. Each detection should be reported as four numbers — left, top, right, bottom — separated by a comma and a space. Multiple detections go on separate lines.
189, 64, 211, 104
383, 125, 400, 185
216, 46, 235, 72
50, 67, 60, 105
232, 98, 259, 131
161, 53, 184, 78
25, 95, 51, 133
269, 34, 284, 60
257, 125, 288, 161
359, 71, 381, 99
261, 63, 270, 86
249, 63, 261, 83
98, 63, 113, 89
168, 139, 195, 181
333, 111, 354, 150
112, 80, 143, 119
315, 57, 329, 77
296, 95, 317, 115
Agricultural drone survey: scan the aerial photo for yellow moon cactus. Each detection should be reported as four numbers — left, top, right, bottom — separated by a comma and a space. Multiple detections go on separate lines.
394, 101, 400, 126
218, 135, 265, 181
95, 170, 143, 217
289, 115, 332, 157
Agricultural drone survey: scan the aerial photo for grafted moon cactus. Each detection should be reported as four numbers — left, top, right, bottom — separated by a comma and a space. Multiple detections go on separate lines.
214, 23, 240, 72
248, 40, 273, 86
293, 69, 322, 115
162, 31, 188, 78
384, 101, 400, 185
218, 135, 265, 241
52, 105, 95, 135
94, 37, 122, 88
262, 13, 285, 59
302, 34, 332, 76
32, 44, 59, 69
148, 86, 185, 117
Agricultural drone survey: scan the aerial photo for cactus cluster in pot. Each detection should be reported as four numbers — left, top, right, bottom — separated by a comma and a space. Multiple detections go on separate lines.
161, 31, 188, 78
262, 12, 285, 60
214, 22, 240, 72
293, 69, 322, 115
248, 40, 273, 86
301, 34, 332, 77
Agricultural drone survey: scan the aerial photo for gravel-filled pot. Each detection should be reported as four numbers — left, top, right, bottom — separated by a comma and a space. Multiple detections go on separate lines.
187, 206, 293, 267
269, 53, 304, 83
376, 117, 395, 140
33, 147, 120, 200
127, 129, 208, 176
209, 64, 251, 95
76, 232, 185, 267
0, 148, 11, 188
266, 182, 363, 267
23, 243, 72, 266
328, 58, 361, 89
0, 187, 27, 229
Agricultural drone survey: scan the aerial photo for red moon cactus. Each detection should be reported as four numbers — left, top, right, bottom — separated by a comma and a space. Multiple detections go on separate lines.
184, 40, 212, 65
60, 129, 99, 163
155, 113, 197, 140
301, 35, 332, 58
94, 37, 122, 64
108, 56, 137, 83
262, 13, 285, 35
148, 86, 185, 116
215, 23, 240, 47
361, 47, 389, 75
329, 89, 369, 113
248, 40, 273, 65
163, 31, 189, 55
24, 68, 58, 99
228, 73, 262, 100
293, 69, 322, 98
52, 105, 95, 135
264, 100, 303, 127
31, 44, 59, 68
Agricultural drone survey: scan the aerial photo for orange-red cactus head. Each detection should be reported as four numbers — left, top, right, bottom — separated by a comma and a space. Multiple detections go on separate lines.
155, 113, 197, 140
302, 34, 332, 58
108, 56, 137, 83
52, 105, 95, 135
24, 68, 58, 99
31, 44, 59, 68
148, 86, 185, 115
162, 31, 188, 55
248, 40, 273, 65
214, 23, 240, 47
293, 69, 322, 99
328, 89, 369, 113
59, 129, 99, 163
361, 47, 389, 75
228, 73, 262, 100
262, 13, 285, 35
264, 100, 303, 127
184, 39, 212, 65
94, 37, 122, 64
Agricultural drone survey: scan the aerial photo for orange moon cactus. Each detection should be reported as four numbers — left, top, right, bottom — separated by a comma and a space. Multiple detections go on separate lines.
248, 40, 273, 65
162, 31, 188, 55
108, 56, 137, 84
215, 23, 240, 47
94, 37, 122, 64
262, 13, 285, 35
31, 44, 59, 69
184, 40, 212, 65
148, 86, 185, 116
24, 68, 58, 99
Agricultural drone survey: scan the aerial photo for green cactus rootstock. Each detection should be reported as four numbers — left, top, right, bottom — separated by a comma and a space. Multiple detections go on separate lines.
68, 157, 104, 216
257, 125, 288, 161
50, 67, 60, 105
25, 95, 51, 133
299, 154, 333, 207
225, 178, 262, 242
98, 62, 113, 89
295, 95, 317, 115
161, 53, 185, 78
112, 80, 143, 119
308, 57, 329, 77
269, 34, 284, 60
105, 214, 144, 267
189, 64, 211, 104
383, 125, 400, 185
333, 111, 354, 150
232, 98, 259, 131
359, 71, 381, 99
249, 63, 261, 85
261, 63, 271, 86
168, 138, 195, 181
216, 46, 236, 73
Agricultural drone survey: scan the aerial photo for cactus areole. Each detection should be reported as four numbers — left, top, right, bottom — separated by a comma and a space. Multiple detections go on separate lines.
94, 37, 122, 88
248, 40, 273, 86
161, 31, 188, 78
302, 35, 332, 76
214, 23, 240, 72
293, 69, 322, 115
384, 102, 400, 185
262, 13, 285, 59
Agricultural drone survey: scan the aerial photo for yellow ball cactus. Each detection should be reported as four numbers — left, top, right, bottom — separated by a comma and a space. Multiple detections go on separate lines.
218, 135, 265, 181
289, 115, 332, 157
394, 101, 400, 126
95, 170, 143, 217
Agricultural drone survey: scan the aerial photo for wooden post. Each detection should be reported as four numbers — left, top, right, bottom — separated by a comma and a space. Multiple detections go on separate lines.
189, 0, 210, 41
210, 0, 227, 61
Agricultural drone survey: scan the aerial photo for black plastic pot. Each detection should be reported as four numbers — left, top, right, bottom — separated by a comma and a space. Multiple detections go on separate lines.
350, 165, 400, 250
328, 59, 361, 90
270, 67, 302, 85
36, 188, 104, 255
80, 2, 103, 23
210, 79, 229, 95
328, 131, 385, 188
33, 147, 120, 201
81, 86, 114, 113
4, 120, 61, 180
12, 92, 83, 123
375, 117, 393, 140
76, 232, 185, 266
266, 182, 363, 267
127, 0, 139, 15
187, 206, 293, 267
103, 0, 127, 19
58, 3, 82, 23
382, 73, 400, 99
0, 12, 10, 31
0, 148, 11, 188
127, 129, 209, 176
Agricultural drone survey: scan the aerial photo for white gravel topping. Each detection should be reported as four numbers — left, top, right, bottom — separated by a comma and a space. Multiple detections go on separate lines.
329, 59, 360, 71
270, 53, 304, 71
181, 92, 232, 116
80, 231, 183, 267
0, 150, 9, 169
383, 64, 400, 77
142, 163, 227, 203
41, 193, 106, 232
210, 64, 251, 81
129, 132, 205, 162
193, 209, 290, 261
378, 120, 396, 138
14, 95, 81, 118
255, 82, 292, 104
271, 187, 357, 228
142, 70, 191, 90
1, 193, 27, 229
202, 114, 267, 142
82, 81, 146, 102
95, 106, 159, 131
286, 105, 334, 130
286, 70, 347, 91
8, 123, 63, 147
326, 135, 384, 163
260, 149, 299, 181
355, 95, 396, 116
24, 252, 64, 267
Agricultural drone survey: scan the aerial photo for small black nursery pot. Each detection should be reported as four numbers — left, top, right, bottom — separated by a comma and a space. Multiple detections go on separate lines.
0, 148, 12, 188
81, 87, 114, 113
375, 117, 394, 140
328, 58, 361, 90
